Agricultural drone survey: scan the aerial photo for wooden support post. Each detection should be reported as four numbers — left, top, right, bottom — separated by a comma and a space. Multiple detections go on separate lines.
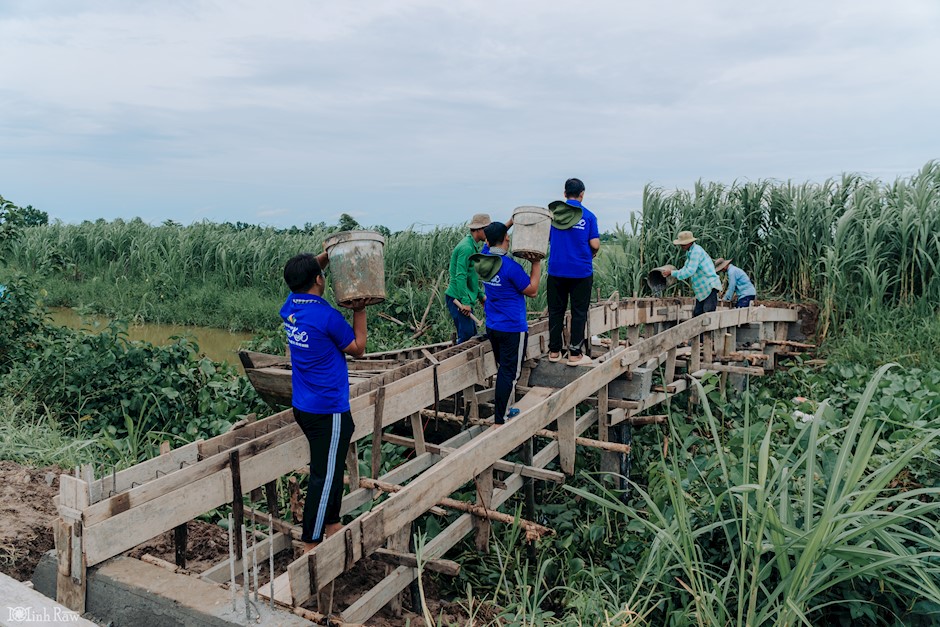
385, 526, 410, 617
610, 326, 620, 350
720, 332, 734, 395
264, 481, 279, 520
473, 466, 494, 551
174, 524, 188, 570
690, 334, 702, 405
346, 441, 360, 496
664, 347, 677, 384
158, 442, 189, 569
289, 476, 302, 524
229, 450, 244, 561
703, 331, 714, 364
56, 474, 90, 613
522, 437, 537, 563
372, 386, 387, 480
558, 408, 576, 475
598, 384, 617, 475
409, 412, 426, 456
627, 326, 640, 346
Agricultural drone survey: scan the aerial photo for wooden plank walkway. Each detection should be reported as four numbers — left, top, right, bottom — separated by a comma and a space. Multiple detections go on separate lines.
52, 297, 806, 623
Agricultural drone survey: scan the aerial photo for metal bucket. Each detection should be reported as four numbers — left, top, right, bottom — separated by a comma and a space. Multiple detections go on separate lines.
324, 230, 386, 308
510, 205, 551, 261
647, 265, 677, 295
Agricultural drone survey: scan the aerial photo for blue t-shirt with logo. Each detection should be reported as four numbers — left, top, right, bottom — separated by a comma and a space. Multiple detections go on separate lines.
280, 294, 356, 414
482, 256, 531, 333
547, 199, 600, 279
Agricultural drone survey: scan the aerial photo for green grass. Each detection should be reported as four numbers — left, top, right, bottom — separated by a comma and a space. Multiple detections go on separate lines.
0, 397, 102, 469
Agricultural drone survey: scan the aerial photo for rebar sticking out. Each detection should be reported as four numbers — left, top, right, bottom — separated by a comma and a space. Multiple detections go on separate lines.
227, 514, 236, 612
268, 512, 275, 610
241, 525, 251, 620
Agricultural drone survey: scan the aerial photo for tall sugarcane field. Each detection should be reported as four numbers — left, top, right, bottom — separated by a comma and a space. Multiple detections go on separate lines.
1, 163, 940, 626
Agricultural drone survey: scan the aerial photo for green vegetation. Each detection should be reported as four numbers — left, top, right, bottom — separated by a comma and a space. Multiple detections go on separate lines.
1, 162, 939, 624
0, 276, 267, 471
6, 162, 939, 346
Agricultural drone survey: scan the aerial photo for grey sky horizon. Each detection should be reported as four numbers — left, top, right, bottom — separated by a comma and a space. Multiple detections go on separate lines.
1, 1, 937, 232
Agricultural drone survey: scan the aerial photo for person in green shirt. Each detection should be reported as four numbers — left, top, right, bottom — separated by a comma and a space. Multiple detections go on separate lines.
445, 213, 490, 343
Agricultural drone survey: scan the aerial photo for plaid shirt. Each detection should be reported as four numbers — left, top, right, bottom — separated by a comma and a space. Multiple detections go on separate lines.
673, 244, 722, 301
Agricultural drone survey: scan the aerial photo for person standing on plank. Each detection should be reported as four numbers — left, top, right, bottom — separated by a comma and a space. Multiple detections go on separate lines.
662, 231, 722, 317
546, 178, 600, 366
281, 251, 368, 551
444, 213, 491, 343
471, 221, 541, 424
714, 258, 757, 308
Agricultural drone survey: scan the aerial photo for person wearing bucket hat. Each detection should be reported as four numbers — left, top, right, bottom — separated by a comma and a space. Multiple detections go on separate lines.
546, 178, 601, 366
715, 258, 757, 308
444, 213, 491, 343
662, 231, 722, 317
470, 222, 542, 424
280, 252, 368, 551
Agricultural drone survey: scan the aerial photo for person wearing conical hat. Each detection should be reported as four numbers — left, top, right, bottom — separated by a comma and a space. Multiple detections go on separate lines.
714, 258, 756, 308
546, 178, 601, 366
662, 231, 722, 317
445, 213, 491, 343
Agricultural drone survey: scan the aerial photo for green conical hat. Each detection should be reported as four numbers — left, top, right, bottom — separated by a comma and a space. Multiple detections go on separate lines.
469, 253, 503, 281
548, 200, 583, 230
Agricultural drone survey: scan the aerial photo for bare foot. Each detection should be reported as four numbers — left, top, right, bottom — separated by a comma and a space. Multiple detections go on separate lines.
324, 522, 343, 538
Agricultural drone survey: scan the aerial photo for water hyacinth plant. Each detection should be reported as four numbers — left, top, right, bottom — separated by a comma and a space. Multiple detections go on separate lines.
566, 366, 940, 626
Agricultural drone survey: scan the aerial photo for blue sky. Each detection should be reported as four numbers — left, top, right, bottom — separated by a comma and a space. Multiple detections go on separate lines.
1, 1, 937, 231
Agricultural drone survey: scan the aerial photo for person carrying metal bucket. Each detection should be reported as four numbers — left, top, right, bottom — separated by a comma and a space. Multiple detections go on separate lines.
280, 251, 369, 552
714, 258, 757, 308
546, 178, 600, 366
661, 231, 722, 317
471, 221, 542, 424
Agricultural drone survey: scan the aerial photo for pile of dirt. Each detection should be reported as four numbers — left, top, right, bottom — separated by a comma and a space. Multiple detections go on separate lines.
126, 520, 230, 573
0, 461, 61, 581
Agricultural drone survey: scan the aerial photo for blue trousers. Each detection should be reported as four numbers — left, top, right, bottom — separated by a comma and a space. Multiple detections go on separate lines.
693, 289, 719, 317
736, 295, 755, 308
446, 295, 477, 343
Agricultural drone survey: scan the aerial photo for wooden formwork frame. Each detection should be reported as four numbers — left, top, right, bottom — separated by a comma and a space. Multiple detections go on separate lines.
53, 298, 801, 623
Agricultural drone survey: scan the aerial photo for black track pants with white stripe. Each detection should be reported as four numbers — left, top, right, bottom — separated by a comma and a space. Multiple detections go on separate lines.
487, 328, 528, 424
293, 408, 355, 543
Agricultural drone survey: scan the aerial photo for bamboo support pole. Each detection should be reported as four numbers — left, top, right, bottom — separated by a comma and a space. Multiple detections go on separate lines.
358, 478, 553, 542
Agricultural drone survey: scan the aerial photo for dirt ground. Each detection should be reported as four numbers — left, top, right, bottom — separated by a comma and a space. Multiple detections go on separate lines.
0, 460, 60, 581
0, 460, 478, 626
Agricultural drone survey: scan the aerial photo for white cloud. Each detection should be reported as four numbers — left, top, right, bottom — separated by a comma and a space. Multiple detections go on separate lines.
0, 0, 937, 229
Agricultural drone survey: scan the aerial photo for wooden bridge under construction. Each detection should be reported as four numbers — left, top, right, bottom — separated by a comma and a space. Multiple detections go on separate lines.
52, 296, 813, 625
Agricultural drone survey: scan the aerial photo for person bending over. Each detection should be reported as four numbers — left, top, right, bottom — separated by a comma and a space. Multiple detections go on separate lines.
662, 231, 722, 317
715, 258, 756, 308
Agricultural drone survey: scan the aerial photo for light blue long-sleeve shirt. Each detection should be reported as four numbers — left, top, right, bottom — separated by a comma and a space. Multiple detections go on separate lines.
723, 264, 756, 301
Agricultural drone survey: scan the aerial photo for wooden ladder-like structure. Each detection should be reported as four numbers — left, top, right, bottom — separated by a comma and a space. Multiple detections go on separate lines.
53, 297, 806, 624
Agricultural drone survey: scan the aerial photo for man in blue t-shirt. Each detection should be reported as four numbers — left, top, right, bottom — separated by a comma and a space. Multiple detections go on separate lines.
471, 222, 541, 424
546, 178, 601, 366
280, 252, 368, 552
